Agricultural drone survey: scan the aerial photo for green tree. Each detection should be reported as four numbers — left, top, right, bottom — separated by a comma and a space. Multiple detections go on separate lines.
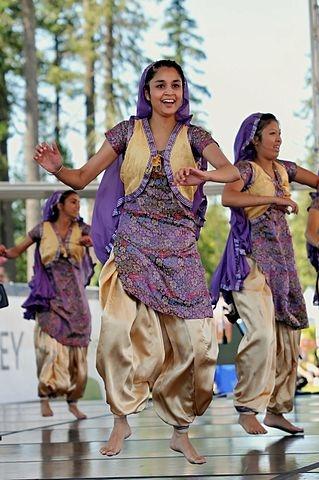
36, 0, 83, 167
0, 0, 22, 280
198, 200, 229, 283
102, 0, 149, 129
160, 0, 210, 122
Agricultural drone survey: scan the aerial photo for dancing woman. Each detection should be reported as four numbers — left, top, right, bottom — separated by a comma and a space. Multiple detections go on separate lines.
33, 59, 239, 463
209, 113, 319, 435
0, 190, 94, 419
306, 189, 319, 305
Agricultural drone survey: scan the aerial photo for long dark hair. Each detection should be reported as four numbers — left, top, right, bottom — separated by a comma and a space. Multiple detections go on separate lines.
50, 190, 78, 222
143, 59, 185, 96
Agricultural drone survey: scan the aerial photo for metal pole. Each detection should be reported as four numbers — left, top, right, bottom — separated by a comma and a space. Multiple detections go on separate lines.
309, 0, 319, 170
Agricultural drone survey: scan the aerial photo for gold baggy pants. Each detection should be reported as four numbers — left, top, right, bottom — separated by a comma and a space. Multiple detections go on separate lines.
34, 323, 88, 401
232, 258, 300, 414
96, 252, 218, 427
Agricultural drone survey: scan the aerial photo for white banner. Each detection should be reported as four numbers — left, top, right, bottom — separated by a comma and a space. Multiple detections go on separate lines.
0, 284, 105, 404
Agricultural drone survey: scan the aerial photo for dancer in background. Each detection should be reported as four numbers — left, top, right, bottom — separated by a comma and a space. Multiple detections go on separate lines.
306, 188, 319, 305
0, 190, 94, 419
33, 59, 239, 464
207, 113, 319, 435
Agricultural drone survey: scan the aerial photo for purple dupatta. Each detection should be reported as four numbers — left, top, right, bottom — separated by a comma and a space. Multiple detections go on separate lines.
22, 192, 94, 319
210, 113, 262, 306
91, 61, 208, 264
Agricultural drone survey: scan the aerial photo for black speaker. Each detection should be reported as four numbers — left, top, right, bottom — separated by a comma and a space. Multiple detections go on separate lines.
0, 284, 9, 308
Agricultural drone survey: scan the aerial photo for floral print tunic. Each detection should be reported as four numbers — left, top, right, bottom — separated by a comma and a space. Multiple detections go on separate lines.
105, 121, 215, 319
29, 222, 92, 347
237, 160, 308, 329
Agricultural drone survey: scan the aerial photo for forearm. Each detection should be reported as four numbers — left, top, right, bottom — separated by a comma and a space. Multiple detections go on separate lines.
222, 191, 277, 208
206, 165, 240, 184
54, 166, 88, 190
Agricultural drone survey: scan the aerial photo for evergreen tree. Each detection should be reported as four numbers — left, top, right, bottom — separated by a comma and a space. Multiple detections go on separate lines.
102, 0, 149, 129
160, 0, 210, 122
198, 200, 229, 283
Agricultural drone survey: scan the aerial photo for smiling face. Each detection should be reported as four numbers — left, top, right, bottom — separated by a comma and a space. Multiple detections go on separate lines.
144, 66, 183, 118
254, 120, 282, 161
58, 193, 80, 220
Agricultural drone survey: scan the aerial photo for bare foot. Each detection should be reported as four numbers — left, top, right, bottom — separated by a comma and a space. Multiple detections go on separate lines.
40, 399, 53, 417
100, 417, 132, 456
68, 403, 87, 420
264, 412, 304, 434
170, 429, 206, 464
239, 414, 267, 435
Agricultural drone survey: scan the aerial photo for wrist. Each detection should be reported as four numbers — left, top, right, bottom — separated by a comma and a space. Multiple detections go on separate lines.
48, 164, 63, 176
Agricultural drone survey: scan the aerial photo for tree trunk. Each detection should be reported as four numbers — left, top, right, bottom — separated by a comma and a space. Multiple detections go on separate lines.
83, 0, 97, 222
104, 0, 116, 130
54, 34, 62, 145
0, 67, 16, 280
21, 0, 40, 279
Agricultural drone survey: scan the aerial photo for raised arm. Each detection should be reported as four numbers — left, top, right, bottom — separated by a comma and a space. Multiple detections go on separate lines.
222, 178, 299, 213
34, 139, 118, 190
202, 142, 240, 183
293, 165, 319, 189
0, 235, 35, 259
174, 143, 240, 187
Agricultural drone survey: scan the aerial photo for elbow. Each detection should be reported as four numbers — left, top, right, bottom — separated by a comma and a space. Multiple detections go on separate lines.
232, 166, 241, 181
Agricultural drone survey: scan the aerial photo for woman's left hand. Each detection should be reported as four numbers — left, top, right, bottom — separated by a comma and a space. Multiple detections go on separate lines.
174, 167, 208, 186
79, 235, 93, 247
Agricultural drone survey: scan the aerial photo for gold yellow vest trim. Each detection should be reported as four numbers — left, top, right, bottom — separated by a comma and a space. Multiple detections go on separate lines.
39, 221, 85, 265
244, 161, 291, 220
120, 119, 197, 202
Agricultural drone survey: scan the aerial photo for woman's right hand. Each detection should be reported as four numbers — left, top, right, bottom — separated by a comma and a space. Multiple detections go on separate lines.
0, 245, 7, 257
33, 142, 63, 174
273, 196, 299, 214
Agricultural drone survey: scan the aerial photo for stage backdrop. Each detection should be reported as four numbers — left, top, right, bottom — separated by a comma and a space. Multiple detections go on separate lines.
0, 284, 105, 404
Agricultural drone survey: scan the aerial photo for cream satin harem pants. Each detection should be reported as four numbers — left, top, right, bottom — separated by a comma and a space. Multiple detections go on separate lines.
232, 258, 300, 415
96, 253, 218, 427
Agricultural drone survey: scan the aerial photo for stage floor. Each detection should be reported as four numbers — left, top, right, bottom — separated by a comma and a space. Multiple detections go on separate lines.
1, 395, 319, 479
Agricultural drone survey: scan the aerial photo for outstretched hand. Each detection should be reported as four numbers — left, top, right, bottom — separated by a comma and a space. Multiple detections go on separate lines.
34, 142, 63, 174
174, 167, 208, 187
0, 245, 7, 257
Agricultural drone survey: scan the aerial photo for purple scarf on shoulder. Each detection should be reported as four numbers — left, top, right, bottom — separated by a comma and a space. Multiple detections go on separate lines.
210, 113, 262, 306
22, 192, 94, 319
91, 62, 205, 264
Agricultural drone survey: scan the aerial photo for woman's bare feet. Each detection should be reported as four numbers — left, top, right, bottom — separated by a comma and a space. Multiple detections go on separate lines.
40, 399, 53, 417
239, 414, 267, 435
100, 416, 132, 456
170, 428, 206, 464
68, 402, 87, 420
263, 412, 304, 434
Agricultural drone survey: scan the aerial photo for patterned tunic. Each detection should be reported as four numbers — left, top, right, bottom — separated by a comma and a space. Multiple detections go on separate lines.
105, 121, 215, 319
29, 222, 92, 347
237, 160, 308, 329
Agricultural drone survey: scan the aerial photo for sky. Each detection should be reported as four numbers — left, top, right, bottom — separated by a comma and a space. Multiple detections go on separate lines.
8, 0, 314, 171
142, 0, 313, 164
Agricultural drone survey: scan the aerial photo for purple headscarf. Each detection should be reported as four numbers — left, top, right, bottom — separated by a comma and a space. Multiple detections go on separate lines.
91, 60, 195, 264
210, 113, 262, 307
22, 191, 94, 319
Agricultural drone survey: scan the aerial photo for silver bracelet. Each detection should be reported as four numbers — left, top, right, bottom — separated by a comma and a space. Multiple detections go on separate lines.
48, 164, 63, 176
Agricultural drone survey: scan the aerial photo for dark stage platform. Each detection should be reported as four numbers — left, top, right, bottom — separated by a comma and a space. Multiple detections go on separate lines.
1, 395, 319, 479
